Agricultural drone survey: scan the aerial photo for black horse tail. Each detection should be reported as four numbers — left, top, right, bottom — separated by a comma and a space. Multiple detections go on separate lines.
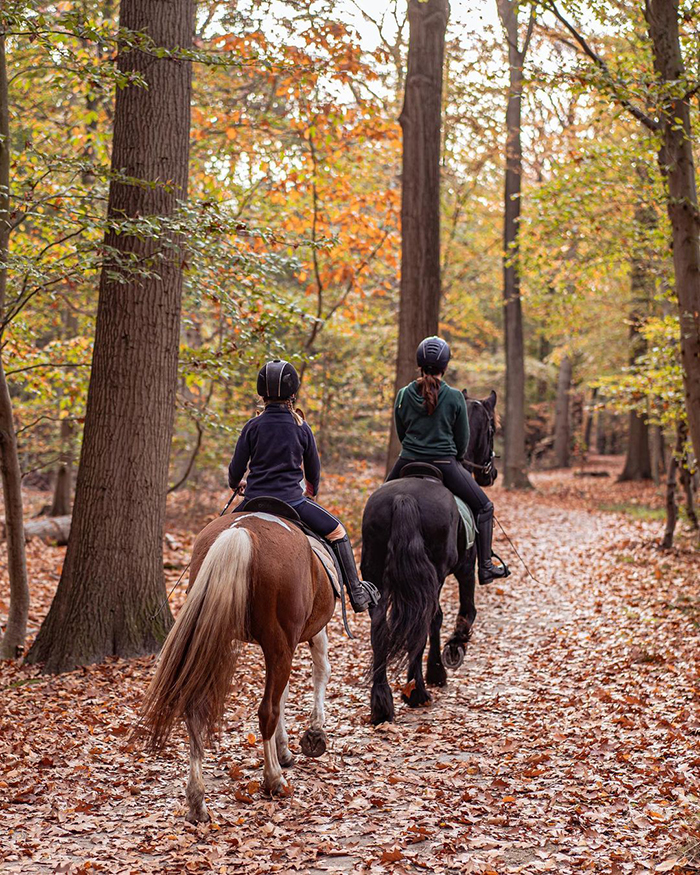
382, 493, 438, 667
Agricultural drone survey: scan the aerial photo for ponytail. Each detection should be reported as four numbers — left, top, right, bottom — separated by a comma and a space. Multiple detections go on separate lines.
417, 371, 442, 415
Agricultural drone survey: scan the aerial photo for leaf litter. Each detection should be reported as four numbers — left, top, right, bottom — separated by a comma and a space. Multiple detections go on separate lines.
1, 457, 699, 874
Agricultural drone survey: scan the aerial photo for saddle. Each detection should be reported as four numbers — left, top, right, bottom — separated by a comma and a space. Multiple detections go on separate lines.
241, 496, 342, 597
398, 462, 444, 483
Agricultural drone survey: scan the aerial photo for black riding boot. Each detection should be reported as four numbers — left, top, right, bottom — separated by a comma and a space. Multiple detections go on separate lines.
330, 536, 380, 613
476, 506, 510, 585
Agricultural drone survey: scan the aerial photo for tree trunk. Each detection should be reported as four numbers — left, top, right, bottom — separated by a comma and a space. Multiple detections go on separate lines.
552, 355, 572, 468
645, 0, 700, 468
583, 386, 598, 451
497, 0, 534, 489
49, 464, 72, 517
386, 0, 449, 471
661, 430, 680, 549
26, 0, 194, 673
649, 423, 665, 485
620, 179, 654, 481
0, 31, 29, 660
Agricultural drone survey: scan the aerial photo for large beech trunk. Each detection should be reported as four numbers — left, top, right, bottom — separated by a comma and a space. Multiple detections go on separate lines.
27, 0, 194, 673
497, 0, 534, 488
386, 0, 449, 470
645, 0, 700, 468
0, 33, 29, 660
552, 355, 572, 468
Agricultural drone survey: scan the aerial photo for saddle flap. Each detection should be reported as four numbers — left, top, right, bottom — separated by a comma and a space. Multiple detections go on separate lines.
242, 496, 301, 521
399, 462, 444, 482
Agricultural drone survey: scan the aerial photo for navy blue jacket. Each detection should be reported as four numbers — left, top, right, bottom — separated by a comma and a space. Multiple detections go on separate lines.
228, 404, 321, 503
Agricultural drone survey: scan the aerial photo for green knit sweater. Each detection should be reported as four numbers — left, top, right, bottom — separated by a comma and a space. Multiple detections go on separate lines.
394, 380, 469, 461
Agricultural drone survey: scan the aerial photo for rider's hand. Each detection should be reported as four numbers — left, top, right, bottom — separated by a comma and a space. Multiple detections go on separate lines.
305, 480, 315, 498
236, 480, 247, 495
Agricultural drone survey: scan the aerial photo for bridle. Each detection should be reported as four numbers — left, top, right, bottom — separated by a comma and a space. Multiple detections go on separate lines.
463, 400, 497, 481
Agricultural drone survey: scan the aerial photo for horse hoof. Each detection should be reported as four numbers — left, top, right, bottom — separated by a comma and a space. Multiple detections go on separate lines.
300, 728, 327, 758
185, 807, 210, 825
263, 774, 289, 796
402, 688, 431, 709
426, 664, 448, 687
442, 643, 465, 670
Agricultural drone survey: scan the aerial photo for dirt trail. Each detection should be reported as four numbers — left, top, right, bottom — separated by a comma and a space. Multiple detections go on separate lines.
2, 465, 699, 874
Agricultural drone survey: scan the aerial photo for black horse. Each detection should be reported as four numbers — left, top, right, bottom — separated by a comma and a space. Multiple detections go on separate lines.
361, 390, 498, 725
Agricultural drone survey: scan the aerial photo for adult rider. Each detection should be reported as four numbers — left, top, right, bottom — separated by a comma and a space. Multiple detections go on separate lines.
386, 336, 509, 585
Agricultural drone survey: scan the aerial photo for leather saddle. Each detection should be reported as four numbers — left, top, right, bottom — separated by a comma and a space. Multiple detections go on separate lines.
399, 462, 444, 483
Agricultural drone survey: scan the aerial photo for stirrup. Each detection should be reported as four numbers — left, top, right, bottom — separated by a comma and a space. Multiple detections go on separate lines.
478, 552, 510, 585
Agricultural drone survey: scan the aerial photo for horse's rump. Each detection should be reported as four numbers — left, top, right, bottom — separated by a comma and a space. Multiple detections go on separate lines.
139, 513, 333, 752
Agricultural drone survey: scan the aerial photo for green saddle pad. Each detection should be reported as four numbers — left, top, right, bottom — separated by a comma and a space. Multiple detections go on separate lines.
454, 496, 476, 549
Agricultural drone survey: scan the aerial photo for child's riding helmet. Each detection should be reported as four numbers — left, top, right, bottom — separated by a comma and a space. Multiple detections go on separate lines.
416, 336, 450, 374
257, 359, 300, 400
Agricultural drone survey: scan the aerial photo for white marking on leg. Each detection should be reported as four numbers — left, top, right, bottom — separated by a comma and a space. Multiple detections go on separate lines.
309, 628, 331, 731
275, 682, 293, 765
263, 737, 287, 795
186, 729, 209, 823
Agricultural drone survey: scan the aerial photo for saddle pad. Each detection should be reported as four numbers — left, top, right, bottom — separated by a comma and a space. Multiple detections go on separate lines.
307, 537, 341, 599
454, 496, 476, 550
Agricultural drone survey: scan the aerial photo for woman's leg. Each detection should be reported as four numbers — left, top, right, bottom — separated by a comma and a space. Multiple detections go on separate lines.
295, 499, 379, 613
436, 460, 508, 585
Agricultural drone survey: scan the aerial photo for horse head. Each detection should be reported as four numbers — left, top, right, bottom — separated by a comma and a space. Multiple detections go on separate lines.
463, 390, 498, 487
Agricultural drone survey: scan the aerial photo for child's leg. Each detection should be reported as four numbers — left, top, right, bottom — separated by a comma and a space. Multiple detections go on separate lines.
294, 499, 379, 613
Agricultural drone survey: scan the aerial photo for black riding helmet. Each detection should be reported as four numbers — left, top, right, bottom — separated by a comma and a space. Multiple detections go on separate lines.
416, 336, 450, 374
257, 359, 300, 400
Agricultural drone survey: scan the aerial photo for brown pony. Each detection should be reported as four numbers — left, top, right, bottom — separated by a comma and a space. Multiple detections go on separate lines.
139, 511, 336, 823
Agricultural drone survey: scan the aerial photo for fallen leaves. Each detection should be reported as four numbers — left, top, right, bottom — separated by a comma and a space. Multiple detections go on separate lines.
1, 460, 700, 873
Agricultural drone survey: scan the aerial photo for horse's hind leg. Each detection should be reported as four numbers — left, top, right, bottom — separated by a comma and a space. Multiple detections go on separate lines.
275, 682, 294, 768
301, 627, 330, 758
426, 603, 448, 687
370, 601, 394, 725
185, 714, 210, 824
259, 643, 293, 796
402, 638, 431, 709
443, 548, 477, 670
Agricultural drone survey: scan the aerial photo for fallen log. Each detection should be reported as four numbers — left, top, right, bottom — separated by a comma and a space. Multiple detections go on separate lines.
2, 515, 72, 545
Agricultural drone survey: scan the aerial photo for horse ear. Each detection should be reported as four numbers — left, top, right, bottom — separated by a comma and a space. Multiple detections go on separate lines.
462, 388, 468, 399
484, 390, 497, 410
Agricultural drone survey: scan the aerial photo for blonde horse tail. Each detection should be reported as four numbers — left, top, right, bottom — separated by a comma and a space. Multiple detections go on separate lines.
139, 525, 253, 752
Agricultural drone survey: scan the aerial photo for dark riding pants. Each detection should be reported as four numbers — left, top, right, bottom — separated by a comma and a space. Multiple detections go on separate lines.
386, 456, 492, 516
236, 496, 341, 537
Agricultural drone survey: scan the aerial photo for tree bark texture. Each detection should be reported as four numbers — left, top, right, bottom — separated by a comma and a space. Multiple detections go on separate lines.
662, 431, 679, 549
0, 32, 29, 660
497, 0, 534, 489
386, 0, 449, 470
552, 355, 572, 468
26, 0, 194, 673
620, 179, 655, 481
645, 0, 700, 468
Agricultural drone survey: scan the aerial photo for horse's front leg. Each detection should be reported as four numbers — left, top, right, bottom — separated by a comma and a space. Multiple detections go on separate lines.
443, 546, 477, 670
300, 627, 330, 758
426, 602, 447, 687
185, 714, 210, 824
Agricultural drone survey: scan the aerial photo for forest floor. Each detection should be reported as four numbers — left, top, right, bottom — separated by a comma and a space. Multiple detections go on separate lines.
1, 456, 700, 875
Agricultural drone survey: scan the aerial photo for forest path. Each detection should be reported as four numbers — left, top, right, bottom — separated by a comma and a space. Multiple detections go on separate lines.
2, 463, 699, 874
